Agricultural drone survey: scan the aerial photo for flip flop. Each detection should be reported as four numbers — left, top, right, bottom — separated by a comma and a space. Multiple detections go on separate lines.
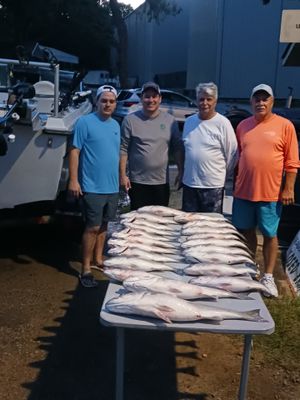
90, 264, 104, 272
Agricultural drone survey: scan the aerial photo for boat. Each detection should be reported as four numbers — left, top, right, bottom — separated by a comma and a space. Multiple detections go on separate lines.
0, 55, 93, 218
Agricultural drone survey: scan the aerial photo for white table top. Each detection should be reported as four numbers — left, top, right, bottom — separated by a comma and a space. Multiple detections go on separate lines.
100, 280, 275, 335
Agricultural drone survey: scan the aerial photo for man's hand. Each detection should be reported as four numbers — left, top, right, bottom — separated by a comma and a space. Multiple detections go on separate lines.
68, 180, 83, 198
120, 175, 131, 192
281, 187, 295, 206
174, 171, 183, 190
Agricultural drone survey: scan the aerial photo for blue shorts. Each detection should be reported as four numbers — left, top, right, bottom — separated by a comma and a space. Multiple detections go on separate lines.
81, 192, 119, 228
232, 198, 282, 237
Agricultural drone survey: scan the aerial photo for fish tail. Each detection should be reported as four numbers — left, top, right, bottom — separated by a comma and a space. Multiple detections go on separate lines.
245, 309, 267, 322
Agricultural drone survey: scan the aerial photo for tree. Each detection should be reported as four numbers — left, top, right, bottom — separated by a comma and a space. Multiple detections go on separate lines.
0, 0, 114, 69
101, 0, 181, 87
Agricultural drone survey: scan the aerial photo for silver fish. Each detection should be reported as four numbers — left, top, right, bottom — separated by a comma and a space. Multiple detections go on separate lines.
137, 205, 187, 217
174, 213, 227, 224
103, 267, 157, 282
107, 240, 182, 255
184, 250, 254, 265
112, 228, 177, 243
183, 246, 254, 260
183, 263, 258, 277
123, 218, 181, 232
182, 225, 240, 236
108, 234, 180, 250
123, 275, 251, 301
189, 276, 271, 295
181, 238, 251, 252
105, 291, 266, 323
108, 247, 184, 262
103, 256, 176, 272
122, 220, 181, 237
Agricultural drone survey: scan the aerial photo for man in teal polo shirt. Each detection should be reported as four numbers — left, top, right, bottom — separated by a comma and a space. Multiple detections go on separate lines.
68, 85, 120, 287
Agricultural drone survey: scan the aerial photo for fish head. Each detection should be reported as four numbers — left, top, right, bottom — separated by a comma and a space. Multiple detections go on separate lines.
108, 246, 128, 255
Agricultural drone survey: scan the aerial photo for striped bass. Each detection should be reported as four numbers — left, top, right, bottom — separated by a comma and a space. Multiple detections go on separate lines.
184, 250, 254, 265
121, 211, 179, 226
123, 275, 251, 300
122, 220, 181, 236
181, 238, 251, 252
183, 263, 258, 276
108, 234, 180, 250
103, 256, 179, 272
180, 231, 247, 243
183, 246, 254, 259
189, 276, 271, 295
182, 225, 240, 236
112, 228, 179, 244
107, 247, 185, 263
137, 205, 187, 217
107, 240, 181, 255
103, 267, 158, 282
105, 291, 266, 323
174, 213, 227, 224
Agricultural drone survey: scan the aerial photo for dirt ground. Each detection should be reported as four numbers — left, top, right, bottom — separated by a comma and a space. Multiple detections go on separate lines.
0, 193, 299, 399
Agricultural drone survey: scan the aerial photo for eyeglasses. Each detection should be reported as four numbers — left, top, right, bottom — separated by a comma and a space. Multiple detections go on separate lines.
100, 99, 116, 104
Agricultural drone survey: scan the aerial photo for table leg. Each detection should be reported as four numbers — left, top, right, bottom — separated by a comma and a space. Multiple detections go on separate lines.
238, 334, 253, 400
116, 327, 124, 400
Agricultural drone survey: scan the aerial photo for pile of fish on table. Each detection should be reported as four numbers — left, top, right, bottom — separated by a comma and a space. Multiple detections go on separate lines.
104, 205, 270, 324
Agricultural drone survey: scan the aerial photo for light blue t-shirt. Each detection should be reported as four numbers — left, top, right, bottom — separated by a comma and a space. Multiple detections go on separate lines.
72, 112, 120, 194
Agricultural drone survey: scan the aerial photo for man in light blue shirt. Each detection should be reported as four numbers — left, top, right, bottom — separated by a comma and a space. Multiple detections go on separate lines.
69, 85, 120, 287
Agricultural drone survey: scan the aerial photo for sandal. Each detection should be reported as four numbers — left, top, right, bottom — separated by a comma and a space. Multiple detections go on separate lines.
90, 264, 104, 272
79, 272, 98, 288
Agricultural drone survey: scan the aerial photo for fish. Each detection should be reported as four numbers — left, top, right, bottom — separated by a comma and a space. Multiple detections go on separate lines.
122, 220, 181, 237
123, 218, 182, 232
107, 240, 182, 255
112, 228, 177, 243
103, 267, 158, 282
108, 247, 184, 262
103, 256, 180, 272
174, 213, 227, 224
182, 225, 240, 236
189, 276, 271, 295
105, 291, 266, 323
183, 262, 258, 277
183, 246, 254, 260
121, 211, 180, 226
179, 232, 247, 243
108, 234, 181, 250
123, 275, 251, 300
184, 250, 254, 265
137, 205, 187, 217
180, 238, 251, 252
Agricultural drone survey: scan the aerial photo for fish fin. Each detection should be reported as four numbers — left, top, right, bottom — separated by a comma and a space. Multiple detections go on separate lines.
154, 305, 174, 323
236, 293, 253, 300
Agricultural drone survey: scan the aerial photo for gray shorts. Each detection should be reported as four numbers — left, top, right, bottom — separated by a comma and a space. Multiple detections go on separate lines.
182, 185, 224, 213
81, 193, 119, 228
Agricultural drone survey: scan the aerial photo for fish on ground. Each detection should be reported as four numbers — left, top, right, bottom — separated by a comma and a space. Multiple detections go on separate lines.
108, 247, 184, 262
107, 240, 182, 255
105, 291, 266, 324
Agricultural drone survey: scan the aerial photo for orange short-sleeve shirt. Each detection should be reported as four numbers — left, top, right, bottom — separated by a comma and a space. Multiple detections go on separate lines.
234, 114, 299, 202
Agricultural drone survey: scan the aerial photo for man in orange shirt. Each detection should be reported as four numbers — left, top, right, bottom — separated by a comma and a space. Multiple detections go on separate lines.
232, 84, 300, 297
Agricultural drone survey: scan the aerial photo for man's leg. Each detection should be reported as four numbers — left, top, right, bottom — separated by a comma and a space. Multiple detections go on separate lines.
82, 226, 99, 275
263, 235, 278, 274
93, 223, 108, 266
240, 228, 257, 256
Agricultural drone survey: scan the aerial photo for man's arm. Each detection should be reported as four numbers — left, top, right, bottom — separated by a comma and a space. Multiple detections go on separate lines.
119, 153, 131, 191
281, 172, 297, 205
68, 147, 82, 198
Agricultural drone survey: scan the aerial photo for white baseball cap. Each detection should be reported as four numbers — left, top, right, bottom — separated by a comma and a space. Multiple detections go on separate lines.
96, 85, 117, 99
251, 84, 273, 98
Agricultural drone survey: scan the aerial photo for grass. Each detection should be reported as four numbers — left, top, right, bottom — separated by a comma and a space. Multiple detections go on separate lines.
254, 296, 300, 367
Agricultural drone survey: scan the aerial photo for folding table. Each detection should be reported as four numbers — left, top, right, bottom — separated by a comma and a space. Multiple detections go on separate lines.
100, 280, 275, 400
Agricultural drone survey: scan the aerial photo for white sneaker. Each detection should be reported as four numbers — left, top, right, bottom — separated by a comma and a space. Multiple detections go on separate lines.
260, 275, 278, 298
